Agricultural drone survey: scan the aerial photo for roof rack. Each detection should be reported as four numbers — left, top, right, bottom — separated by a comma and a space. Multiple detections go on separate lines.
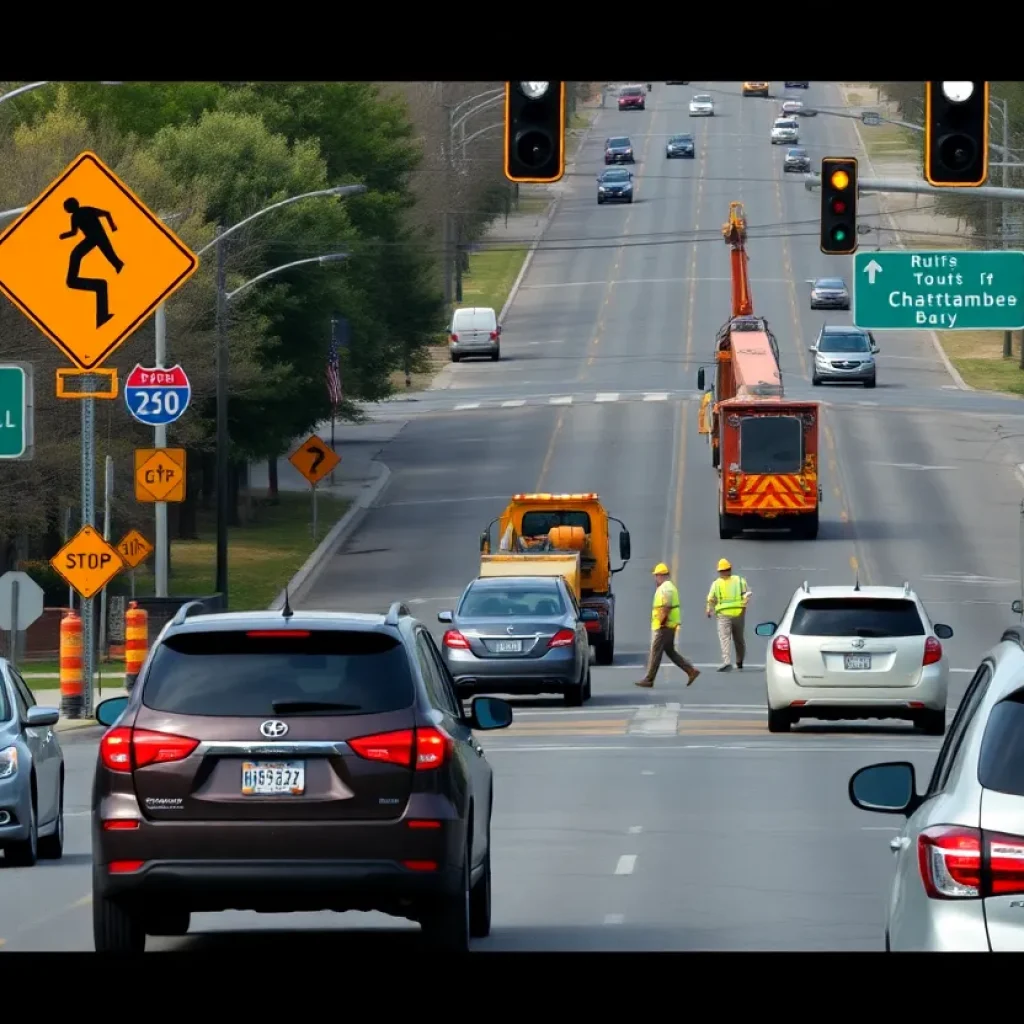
903, 581, 911, 596
171, 600, 208, 627
384, 602, 411, 626
801, 581, 810, 592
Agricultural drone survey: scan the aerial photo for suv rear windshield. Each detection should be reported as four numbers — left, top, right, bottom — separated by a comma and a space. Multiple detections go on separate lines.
739, 415, 802, 473
978, 691, 1024, 797
790, 598, 925, 637
142, 630, 415, 717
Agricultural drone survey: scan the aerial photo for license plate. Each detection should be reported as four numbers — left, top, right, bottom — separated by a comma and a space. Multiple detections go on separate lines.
493, 640, 522, 653
241, 760, 305, 795
844, 654, 872, 671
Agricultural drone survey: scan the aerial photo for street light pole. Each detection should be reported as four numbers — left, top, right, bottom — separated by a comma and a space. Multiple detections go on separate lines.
214, 228, 229, 600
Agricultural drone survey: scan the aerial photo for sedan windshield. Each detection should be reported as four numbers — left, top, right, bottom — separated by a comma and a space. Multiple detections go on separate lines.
816, 279, 845, 289
670, 136, 693, 144
460, 586, 567, 618
608, 138, 630, 148
694, 96, 712, 103
820, 332, 869, 353
602, 169, 630, 182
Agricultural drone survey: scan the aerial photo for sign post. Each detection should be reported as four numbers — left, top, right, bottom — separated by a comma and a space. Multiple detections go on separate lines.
288, 433, 341, 543
0, 571, 45, 671
853, 249, 1024, 331
0, 150, 199, 719
0, 363, 34, 461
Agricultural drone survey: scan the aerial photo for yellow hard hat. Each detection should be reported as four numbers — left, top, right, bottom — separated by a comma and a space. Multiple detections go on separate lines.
653, 563, 670, 575
717, 558, 732, 571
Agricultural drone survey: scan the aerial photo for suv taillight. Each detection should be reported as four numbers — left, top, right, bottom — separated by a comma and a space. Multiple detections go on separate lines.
923, 636, 942, 666
771, 635, 792, 665
443, 629, 470, 649
349, 727, 452, 771
548, 629, 575, 648
918, 825, 1024, 899
489, 331, 498, 340
450, 333, 458, 343
99, 727, 200, 773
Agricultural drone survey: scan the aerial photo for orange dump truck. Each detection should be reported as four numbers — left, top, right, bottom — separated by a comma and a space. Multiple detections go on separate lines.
480, 494, 631, 664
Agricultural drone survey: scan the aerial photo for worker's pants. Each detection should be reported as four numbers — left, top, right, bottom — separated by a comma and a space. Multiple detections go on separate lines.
716, 612, 746, 666
644, 627, 695, 682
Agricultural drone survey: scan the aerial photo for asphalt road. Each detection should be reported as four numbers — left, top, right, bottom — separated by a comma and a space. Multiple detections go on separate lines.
5, 83, 1023, 951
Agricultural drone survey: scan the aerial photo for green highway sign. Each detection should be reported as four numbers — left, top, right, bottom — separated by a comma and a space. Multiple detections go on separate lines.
0, 364, 33, 460
852, 250, 1024, 331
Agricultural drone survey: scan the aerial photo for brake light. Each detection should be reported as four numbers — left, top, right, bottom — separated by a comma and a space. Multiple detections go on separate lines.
403, 860, 438, 871
408, 819, 442, 829
923, 636, 942, 666
247, 630, 311, 638
108, 860, 145, 874
584, 619, 601, 633
450, 333, 458, 342
349, 727, 452, 771
548, 629, 575, 648
103, 820, 140, 831
443, 629, 470, 649
100, 727, 199, 773
771, 635, 792, 665
489, 331, 498, 340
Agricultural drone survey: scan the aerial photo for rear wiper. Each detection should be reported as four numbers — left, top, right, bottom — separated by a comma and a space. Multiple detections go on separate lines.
271, 700, 362, 712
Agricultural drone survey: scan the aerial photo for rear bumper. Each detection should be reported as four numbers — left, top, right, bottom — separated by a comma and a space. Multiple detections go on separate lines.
809, 298, 851, 308
814, 367, 873, 381
445, 647, 580, 695
766, 662, 948, 714
450, 341, 498, 358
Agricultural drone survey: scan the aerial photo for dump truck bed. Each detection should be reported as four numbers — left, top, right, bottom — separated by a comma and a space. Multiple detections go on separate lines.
479, 554, 581, 598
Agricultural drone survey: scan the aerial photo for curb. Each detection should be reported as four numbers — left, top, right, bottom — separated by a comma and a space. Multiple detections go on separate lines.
841, 84, 971, 392
270, 458, 397, 610
56, 718, 99, 732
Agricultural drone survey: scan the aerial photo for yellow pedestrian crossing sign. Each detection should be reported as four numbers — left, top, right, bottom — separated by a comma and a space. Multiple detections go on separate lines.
117, 529, 153, 569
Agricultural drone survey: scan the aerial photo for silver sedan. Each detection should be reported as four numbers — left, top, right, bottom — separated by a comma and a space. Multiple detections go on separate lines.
0, 660, 64, 866
438, 575, 595, 705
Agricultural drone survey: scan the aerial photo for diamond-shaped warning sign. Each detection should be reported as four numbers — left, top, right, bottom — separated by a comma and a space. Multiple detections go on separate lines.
50, 524, 125, 600
134, 447, 186, 503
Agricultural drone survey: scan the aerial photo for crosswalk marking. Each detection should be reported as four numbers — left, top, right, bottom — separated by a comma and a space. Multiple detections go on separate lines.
502, 400, 526, 408
595, 393, 619, 402
644, 393, 669, 401
549, 396, 574, 405
454, 402, 480, 410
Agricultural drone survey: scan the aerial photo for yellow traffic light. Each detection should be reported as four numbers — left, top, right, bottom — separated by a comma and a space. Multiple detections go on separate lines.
830, 169, 850, 190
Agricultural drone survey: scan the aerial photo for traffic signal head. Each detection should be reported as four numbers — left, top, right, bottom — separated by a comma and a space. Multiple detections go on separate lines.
504, 82, 566, 184
925, 81, 989, 187
820, 156, 857, 255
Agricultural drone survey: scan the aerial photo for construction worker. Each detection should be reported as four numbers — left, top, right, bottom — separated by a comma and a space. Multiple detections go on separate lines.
706, 558, 751, 671
636, 563, 700, 689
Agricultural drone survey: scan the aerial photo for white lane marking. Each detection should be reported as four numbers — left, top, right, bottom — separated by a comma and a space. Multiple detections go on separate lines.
615, 855, 637, 875
867, 462, 957, 471
644, 393, 669, 401
485, 744, 943, 753
628, 825, 643, 834
858, 401, 879, 407
526, 339, 564, 345
862, 826, 900, 831
665, 702, 681, 711
501, 400, 526, 408
629, 705, 679, 735
405, 596, 462, 604
521, 277, 792, 289
595, 393, 620, 402
641, 770, 655, 776
454, 402, 480, 410
383, 495, 508, 507
921, 573, 1017, 585
604, 913, 625, 925
549, 395, 574, 404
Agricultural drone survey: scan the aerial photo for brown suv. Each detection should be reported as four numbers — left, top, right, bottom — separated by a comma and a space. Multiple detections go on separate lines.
91, 600, 513, 952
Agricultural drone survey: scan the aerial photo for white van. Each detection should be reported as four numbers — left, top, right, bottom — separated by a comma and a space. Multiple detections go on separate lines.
449, 306, 501, 362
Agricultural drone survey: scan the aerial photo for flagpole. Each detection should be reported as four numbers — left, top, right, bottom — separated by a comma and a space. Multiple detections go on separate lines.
329, 409, 337, 486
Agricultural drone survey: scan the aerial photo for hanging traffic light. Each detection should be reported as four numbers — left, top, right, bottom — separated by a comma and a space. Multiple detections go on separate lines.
820, 157, 858, 255
925, 81, 989, 187
504, 82, 566, 184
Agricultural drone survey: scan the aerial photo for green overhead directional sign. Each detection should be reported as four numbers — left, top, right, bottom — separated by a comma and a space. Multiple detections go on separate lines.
0, 364, 33, 460
852, 249, 1024, 331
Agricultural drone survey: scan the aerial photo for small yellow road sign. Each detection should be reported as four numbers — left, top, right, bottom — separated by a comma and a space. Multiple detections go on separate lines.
117, 529, 154, 569
135, 448, 186, 503
288, 433, 341, 486
0, 151, 199, 370
50, 524, 125, 600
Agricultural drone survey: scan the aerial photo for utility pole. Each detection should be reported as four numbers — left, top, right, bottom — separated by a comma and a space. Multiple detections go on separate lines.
154, 304, 169, 594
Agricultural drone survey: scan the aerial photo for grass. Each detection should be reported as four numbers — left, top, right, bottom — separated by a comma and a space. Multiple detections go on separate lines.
862, 121, 917, 161
939, 331, 1024, 396
460, 244, 530, 313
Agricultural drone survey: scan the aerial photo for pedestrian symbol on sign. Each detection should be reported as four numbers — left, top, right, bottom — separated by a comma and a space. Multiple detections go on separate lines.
60, 197, 125, 328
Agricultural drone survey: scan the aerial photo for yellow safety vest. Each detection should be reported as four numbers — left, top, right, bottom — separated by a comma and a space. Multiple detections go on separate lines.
652, 580, 681, 629
708, 575, 747, 617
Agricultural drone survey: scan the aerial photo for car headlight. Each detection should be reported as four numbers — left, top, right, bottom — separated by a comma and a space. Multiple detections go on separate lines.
0, 745, 18, 779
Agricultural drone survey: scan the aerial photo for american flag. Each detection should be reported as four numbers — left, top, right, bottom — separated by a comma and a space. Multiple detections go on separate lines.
326, 336, 342, 410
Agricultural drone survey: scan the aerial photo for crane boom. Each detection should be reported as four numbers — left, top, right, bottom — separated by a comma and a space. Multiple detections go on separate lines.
722, 201, 752, 317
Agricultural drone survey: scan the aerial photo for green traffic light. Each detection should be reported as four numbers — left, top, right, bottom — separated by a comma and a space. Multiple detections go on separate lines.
832, 227, 847, 242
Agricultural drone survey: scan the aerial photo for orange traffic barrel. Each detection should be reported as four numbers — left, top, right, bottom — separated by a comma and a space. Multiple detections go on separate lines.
59, 610, 84, 719
124, 601, 148, 693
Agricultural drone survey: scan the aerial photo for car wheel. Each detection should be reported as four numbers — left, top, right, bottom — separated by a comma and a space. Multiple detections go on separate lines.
582, 668, 593, 701
795, 510, 819, 540
469, 846, 491, 939
93, 886, 146, 952
37, 770, 64, 860
626, 196, 633, 203
594, 632, 614, 665
767, 707, 792, 733
718, 513, 737, 540
491, 347, 500, 362
421, 848, 470, 951
450, 353, 460, 363
597, 197, 604, 204
812, 374, 822, 386
564, 678, 585, 706
4, 792, 38, 867
864, 375, 876, 389
885, 930, 891, 952
145, 908, 191, 937
917, 709, 946, 736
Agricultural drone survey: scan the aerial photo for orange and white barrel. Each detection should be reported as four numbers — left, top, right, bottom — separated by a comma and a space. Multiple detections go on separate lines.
124, 601, 148, 693
59, 610, 84, 718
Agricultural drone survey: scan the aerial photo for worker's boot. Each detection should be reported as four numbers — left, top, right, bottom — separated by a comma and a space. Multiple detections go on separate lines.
634, 679, 653, 688
686, 669, 701, 686
718, 663, 732, 672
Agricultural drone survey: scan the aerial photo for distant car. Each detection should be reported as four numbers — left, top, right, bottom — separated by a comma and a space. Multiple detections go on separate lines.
783, 147, 811, 172
771, 118, 799, 144
809, 276, 850, 309
743, 82, 770, 97
784, 81, 810, 89
689, 93, 715, 116
0, 661, 64, 867
449, 306, 500, 362
604, 136, 634, 164
810, 324, 879, 387
781, 100, 804, 117
438, 575, 596, 706
618, 86, 645, 111
90, 603, 514, 952
848, 625, 1024, 951
666, 133, 696, 158
756, 581, 952, 734
597, 167, 634, 204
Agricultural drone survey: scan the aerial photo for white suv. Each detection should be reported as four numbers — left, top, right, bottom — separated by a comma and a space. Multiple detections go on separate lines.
771, 118, 799, 144
755, 582, 952, 735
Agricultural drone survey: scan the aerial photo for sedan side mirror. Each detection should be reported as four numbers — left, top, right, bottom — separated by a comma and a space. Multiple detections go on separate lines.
25, 706, 59, 728
437, 610, 454, 624
469, 696, 513, 731
808, 346, 817, 353
754, 622, 777, 637
934, 623, 953, 640
849, 761, 920, 816
96, 695, 130, 728
871, 344, 879, 354
1013, 599, 1023, 615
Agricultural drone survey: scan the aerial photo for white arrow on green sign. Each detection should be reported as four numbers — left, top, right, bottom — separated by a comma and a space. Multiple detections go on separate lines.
852, 249, 1024, 331
0, 364, 33, 460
